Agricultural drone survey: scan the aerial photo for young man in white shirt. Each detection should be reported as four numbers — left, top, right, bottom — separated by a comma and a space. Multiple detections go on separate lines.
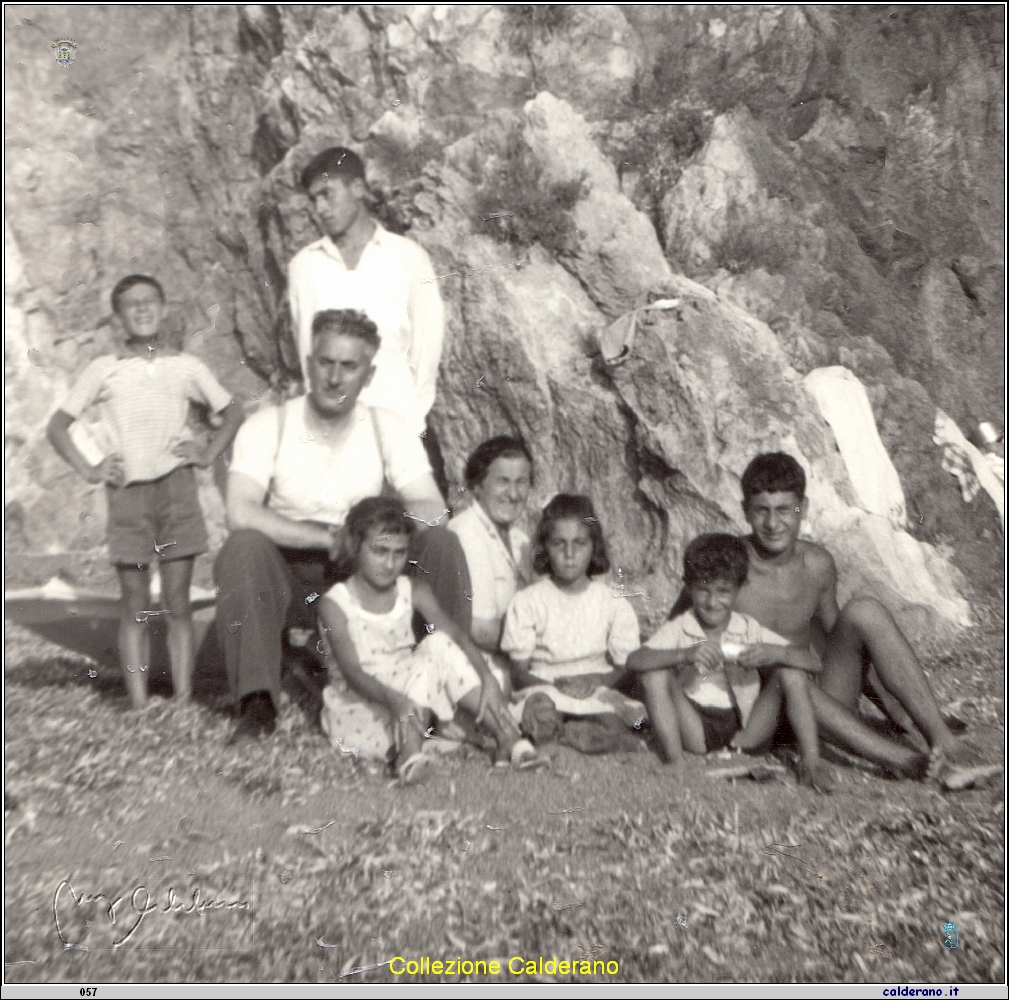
288, 147, 444, 437
215, 309, 467, 741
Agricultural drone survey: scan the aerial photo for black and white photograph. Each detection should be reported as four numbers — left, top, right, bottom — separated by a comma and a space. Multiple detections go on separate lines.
3, 3, 1005, 990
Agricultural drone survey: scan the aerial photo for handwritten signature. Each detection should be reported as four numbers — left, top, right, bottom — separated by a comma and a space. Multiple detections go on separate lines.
53, 880, 250, 948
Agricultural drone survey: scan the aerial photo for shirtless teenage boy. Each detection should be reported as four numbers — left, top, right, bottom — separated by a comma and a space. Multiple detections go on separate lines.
733, 452, 983, 783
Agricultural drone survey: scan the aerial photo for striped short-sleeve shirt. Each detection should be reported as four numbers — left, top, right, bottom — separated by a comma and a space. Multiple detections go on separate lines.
59, 351, 233, 485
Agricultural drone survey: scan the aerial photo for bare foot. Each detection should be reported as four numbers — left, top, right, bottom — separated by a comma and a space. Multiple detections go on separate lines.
666, 755, 686, 782
799, 759, 836, 794
929, 734, 1002, 790
888, 752, 931, 782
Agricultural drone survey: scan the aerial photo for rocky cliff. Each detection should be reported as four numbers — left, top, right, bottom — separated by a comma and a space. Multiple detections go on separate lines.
5, 5, 1003, 631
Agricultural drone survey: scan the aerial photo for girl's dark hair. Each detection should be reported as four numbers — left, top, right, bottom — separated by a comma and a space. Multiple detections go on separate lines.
337, 496, 415, 576
532, 493, 609, 578
111, 274, 165, 314
682, 533, 748, 588
464, 435, 533, 490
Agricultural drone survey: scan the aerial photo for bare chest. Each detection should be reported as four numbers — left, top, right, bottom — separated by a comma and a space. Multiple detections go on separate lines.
735, 566, 820, 645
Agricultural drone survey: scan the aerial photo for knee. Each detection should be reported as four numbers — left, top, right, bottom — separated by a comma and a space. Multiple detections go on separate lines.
773, 666, 807, 692
215, 529, 276, 577
118, 577, 151, 612
838, 596, 892, 631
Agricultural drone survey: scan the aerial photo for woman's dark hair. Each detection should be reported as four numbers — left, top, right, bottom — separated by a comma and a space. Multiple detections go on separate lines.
682, 533, 748, 588
336, 496, 415, 576
464, 436, 533, 491
300, 146, 366, 190
740, 452, 806, 505
311, 308, 381, 354
111, 274, 165, 314
532, 493, 609, 578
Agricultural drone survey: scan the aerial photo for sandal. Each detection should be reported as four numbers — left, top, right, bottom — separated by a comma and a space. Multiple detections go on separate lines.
510, 738, 550, 771
397, 751, 433, 786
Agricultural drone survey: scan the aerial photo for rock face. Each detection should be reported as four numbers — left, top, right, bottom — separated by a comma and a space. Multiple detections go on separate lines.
4, 6, 1002, 626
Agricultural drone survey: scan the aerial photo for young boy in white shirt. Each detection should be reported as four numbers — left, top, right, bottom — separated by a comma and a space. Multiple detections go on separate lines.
47, 274, 243, 708
627, 533, 835, 792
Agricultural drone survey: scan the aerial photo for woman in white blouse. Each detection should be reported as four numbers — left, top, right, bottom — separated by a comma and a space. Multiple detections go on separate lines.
447, 437, 535, 663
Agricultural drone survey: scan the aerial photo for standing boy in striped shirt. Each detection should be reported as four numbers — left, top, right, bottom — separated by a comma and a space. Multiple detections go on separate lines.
47, 274, 244, 708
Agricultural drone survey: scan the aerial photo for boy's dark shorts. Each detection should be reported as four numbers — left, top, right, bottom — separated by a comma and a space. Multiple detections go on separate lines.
695, 704, 740, 752
106, 466, 207, 566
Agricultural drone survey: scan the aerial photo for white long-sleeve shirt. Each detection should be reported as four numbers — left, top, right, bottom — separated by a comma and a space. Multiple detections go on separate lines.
288, 226, 444, 432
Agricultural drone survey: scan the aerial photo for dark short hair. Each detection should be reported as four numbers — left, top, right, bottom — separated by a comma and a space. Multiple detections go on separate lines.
310, 309, 381, 354
300, 146, 366, 190
464, 436, 533, 491
111, 274, 165, 314
532, 494, 609, 578
741, 452, 806, 505
682, 533, 748, 589
338, 496, 415, 576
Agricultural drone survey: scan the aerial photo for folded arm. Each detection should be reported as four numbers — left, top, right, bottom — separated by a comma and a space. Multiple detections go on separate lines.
225, 470, 334, 551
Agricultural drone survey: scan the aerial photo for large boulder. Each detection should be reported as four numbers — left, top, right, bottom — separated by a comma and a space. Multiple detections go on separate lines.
3, 5, 1001, 625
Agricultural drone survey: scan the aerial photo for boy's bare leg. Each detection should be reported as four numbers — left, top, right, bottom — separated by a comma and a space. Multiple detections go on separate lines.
731, 675, 784, 751
776, 668, 835, 792
807, 686, 929, 778
116, 565, 151, 709
819, 597, 956, 756
161, 557, 195, 703
640, 671, 705, 772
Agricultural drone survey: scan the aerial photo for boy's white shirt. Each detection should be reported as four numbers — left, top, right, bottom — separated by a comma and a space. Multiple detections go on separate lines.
57, 352, 232, 485
645, 609, 790, 726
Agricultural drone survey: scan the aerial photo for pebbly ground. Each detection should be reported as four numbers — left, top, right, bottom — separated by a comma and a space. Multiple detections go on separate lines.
3, 593, 1004, 985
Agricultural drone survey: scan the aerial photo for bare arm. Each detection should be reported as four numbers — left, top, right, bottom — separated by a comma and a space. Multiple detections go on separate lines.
225, 470, 334, 551
812, 551, 841, 635
399, 472, 448, 531
174, 400, 245, 468
470, 614, 503, 653
625, 645, 693, 674
412, 580, 493, 684
737, 643, 822, 674
318, 597, 413, 716
46, 409, 124, 486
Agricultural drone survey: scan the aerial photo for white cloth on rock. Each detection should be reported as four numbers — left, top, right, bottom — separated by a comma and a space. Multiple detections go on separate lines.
933, 408, 1004, 527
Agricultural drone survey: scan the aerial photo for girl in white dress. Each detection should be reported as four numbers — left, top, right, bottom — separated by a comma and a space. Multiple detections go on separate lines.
318, 496, 544, 782
501, 495, 646, 748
